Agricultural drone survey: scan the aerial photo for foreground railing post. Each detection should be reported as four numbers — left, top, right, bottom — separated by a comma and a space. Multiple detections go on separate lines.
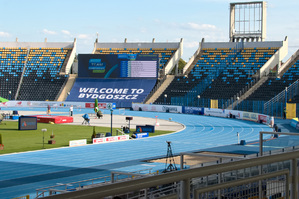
180, 178, 190, 199
292, 158, 298, 199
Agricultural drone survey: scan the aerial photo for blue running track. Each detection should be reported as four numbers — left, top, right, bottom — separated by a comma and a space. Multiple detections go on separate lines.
0, 108, 273, 199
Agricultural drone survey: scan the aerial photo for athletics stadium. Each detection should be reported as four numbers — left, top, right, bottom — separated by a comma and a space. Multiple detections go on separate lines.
1, 1, 299, 199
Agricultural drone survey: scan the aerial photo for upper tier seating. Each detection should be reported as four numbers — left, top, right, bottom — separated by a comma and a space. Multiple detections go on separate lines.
247, 59, 299, 101
200, 47, 279, 100
0, 47, 27, 99
155, 48, 237, 104
17, 48, 71, 101
95, 48, 177, 70
154, 47, 279, 106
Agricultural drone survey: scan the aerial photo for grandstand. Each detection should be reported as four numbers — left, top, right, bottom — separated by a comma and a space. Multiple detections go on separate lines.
238, 50, 299, 115
0, 40, 76, 101
65, 39, 183, 108
150, 40, 287, 109
1, 0, 299, 198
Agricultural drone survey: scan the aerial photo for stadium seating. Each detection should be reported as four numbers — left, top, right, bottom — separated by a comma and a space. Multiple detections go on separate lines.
17, 48, 71, 101
154, 47, 279, 106
200, 47, 279, 99
238, 58, 299, 112
155, 48, 237, 104
0, 47, 27, 99
95, 48, 177, 70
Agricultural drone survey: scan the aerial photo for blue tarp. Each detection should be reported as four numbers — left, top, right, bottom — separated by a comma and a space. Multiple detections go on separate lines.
66, 78, 157, 108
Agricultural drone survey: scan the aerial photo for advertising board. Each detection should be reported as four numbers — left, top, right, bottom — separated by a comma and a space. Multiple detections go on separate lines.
18, 116, 37, 130
243, 111, 259, 122
136, 125, 155, 133
135, 133, 149, 138
182, 106, 204, 115
93, 135, 129, 144
132, 104, 182, 113
66, 78, 156, 108
69, 139, 87, 147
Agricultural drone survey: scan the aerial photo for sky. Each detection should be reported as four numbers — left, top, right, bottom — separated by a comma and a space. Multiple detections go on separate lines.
0, 0, 298, 61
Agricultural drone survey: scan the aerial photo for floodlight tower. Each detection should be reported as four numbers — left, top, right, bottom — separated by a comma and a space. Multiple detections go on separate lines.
229, 1, 267, 42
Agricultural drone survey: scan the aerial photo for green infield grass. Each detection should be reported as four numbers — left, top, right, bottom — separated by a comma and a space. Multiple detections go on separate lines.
0, 121, 173, 155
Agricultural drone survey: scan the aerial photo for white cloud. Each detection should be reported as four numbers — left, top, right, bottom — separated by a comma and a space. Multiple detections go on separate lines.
186, 22, 217, 31
184, 41, 199, 48
61, 30, 71, 35
155, 20, 218, 32
0, 31, 10, 37
140, 28, 147, 33
77, 34, 90, 39
42, 29, 56, 35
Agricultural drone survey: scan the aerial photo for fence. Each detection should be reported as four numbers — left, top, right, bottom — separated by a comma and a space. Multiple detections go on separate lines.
41, 148, 299, 199
264, 79, 299, 116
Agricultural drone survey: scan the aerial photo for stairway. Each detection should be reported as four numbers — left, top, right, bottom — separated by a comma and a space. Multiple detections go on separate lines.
145, 75, 175, 104
229, 76, 269, 109
56, 74, 77, 101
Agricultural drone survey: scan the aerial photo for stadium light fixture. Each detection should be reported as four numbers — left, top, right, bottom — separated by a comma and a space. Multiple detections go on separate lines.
164, 94, 167, 104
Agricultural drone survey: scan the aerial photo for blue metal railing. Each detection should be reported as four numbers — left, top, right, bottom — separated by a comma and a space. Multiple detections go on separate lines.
264, 80, 299, 116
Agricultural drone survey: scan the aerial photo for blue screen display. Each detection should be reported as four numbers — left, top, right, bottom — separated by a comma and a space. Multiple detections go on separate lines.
78, 54, 158, 78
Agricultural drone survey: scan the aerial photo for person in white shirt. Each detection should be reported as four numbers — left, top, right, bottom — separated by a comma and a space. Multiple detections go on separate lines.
70, 105, 73, 116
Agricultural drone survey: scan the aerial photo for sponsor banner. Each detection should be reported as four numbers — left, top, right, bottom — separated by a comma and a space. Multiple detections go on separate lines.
69, 139, 87, 147
66, 78, 156, 108
225, 110, 243, 119
135, 132, 149, 138
258, 114, 271, 125
243, 111, 259, 122
118, 135, 129, 141
0, 101, 86, 108
105, 136, 117, 142
93, 135, 129, 144
0, 100, 117, 110
182, 106, 204, 115
85, 102, 116, 109
93, 138, 105, 144
132, 104, 182, 113
204, 108, 227, 117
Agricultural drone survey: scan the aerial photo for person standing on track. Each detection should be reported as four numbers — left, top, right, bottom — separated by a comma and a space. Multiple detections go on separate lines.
69, 105, 73, 116
47, 105, 51, 115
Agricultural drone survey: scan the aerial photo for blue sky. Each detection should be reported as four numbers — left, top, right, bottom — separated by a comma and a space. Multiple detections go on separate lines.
0, 0, 298, 61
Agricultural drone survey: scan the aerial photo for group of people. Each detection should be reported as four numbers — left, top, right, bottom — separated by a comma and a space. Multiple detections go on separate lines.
95, 107, 103, 119
46, 104, 103, 126
82, 107, 103, 125
46, 104, 74, 116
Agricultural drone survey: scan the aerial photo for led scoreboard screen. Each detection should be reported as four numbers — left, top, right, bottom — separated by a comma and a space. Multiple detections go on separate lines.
78, 54, 159, 78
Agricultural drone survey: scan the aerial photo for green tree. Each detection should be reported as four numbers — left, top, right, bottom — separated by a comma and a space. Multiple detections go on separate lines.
92, 126, 97, 139
171, 58, 187, 74
178, 58, 187, 71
